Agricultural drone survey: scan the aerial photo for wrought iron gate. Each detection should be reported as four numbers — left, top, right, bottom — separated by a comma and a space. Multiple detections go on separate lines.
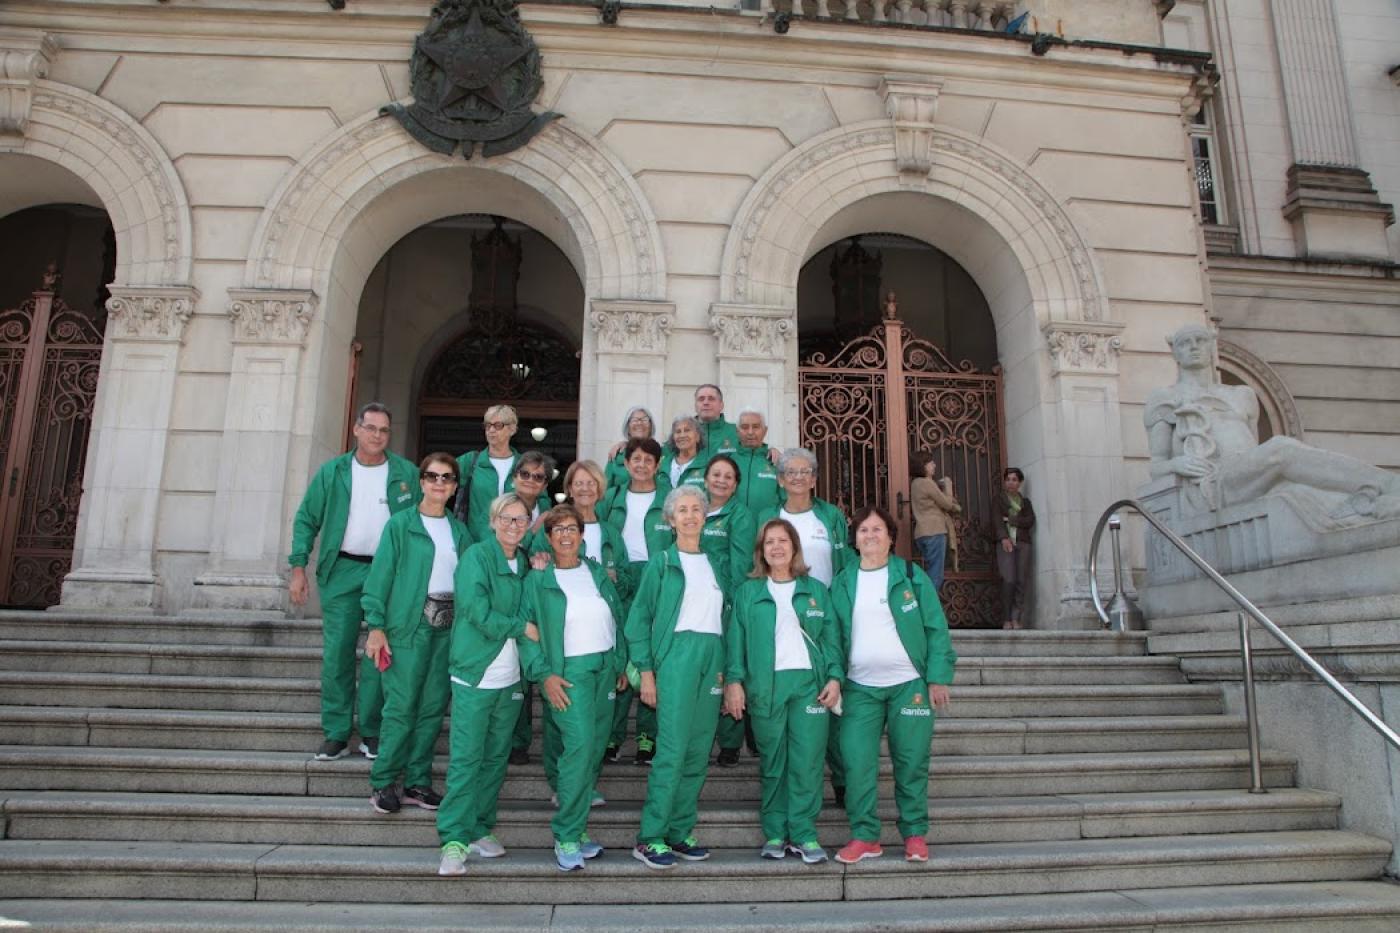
798, 299, 1006, 628
0, 269, 105, 607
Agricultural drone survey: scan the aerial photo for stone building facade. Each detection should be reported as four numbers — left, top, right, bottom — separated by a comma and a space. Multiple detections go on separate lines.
0, 0, 1394, 624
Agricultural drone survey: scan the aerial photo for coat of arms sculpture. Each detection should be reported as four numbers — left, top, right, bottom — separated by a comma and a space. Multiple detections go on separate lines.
382, 0, 560, 158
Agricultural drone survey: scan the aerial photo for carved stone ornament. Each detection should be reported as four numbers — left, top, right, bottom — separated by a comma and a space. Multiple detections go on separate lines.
227, 289, 317, 345
878, 75, 942, 181
1044, 322, 1124, 374
105, 286, 198, 342
710, 305, 794, 359
589, 301, 674, 355
382, 0, 560, 159
0, 30, 57, 137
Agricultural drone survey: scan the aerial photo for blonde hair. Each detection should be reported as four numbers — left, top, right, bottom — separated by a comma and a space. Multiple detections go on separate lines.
565, 459, 606, 492
483, 404, 518, 426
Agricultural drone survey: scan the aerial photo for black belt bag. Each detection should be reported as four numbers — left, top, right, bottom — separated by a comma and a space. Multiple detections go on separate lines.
423, 593, 454, 630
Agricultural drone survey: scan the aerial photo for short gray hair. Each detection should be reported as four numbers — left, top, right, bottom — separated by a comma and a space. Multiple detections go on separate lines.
778, 447, 818, 476
666, 413, 707, 454
621, 406, 655, 439
357, 402, 392, 424
736, 407, 766, 427
489, 492, 529, 526
663, 483, 709, 522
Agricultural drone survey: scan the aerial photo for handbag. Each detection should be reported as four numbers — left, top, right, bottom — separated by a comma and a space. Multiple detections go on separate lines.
423, 593, 454, 630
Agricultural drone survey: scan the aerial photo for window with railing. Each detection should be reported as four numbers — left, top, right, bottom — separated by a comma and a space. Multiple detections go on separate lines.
1189, 105, 1224, 226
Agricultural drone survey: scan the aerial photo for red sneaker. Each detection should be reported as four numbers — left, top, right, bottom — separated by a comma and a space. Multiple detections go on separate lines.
834, 840, 883, 864
904, 836, 929, 862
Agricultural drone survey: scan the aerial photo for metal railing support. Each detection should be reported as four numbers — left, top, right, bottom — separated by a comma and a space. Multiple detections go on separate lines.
1238, 612, 1266, 794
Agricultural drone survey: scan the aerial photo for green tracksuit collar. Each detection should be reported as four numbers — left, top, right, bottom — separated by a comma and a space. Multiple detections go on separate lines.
832, 558, 956, 686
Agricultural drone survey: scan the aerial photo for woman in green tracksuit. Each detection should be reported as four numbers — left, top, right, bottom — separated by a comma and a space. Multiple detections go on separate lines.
605, 406, 656, 493
701, 454, 757, 766
658, 414, 709, 492
830, 505, 956, 867
436, 493, 543, 877
363, 453, 472, 815
625, 484, 728, 869
723, 518, 843, 864
524, 504, 629, 871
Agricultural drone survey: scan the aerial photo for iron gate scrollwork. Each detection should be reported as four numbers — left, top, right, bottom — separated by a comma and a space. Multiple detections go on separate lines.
799, 298, 1005, 628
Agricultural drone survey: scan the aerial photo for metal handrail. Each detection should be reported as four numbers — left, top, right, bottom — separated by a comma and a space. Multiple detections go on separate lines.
1088, 499, 1400, 792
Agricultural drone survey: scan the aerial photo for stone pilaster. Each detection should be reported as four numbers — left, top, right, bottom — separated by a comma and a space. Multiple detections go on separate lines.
583, 299, 675, 462
878, 75, 942, 184
192, 289, 317, 613
61, 285, 197, 611
0, 29, 57, 138
709, 303, 797, 449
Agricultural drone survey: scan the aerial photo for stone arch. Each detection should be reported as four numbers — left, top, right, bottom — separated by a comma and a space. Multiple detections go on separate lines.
1217, 338, 1303, 441
719, 120, 1109, 325
0, 80, 193, 287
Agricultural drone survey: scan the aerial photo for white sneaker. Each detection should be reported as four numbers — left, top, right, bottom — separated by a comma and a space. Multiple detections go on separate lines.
438, 842, 468, 876
549, 793, 558, 807
591, 792, 606, 808
469, 834, 506, 858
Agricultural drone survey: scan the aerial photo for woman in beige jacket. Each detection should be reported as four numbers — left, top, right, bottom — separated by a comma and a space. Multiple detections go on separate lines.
910, 451, 960, 590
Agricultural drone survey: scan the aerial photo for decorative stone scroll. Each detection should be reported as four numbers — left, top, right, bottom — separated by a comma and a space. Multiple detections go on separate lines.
105, 286, 198, 342
590, 300, 673, 355
0, 29, 57, 137
710, 305, 794, 359
878, 75, 942, 181
1043, 321, 1124, 375
227, 289, 317, 345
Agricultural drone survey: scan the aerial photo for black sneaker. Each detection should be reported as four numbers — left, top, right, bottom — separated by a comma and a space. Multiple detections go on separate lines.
403, 786, 442, 810
669, 836, 711, 861
509, 748, 530, 765
604, 744, 622, 763
634, 735, 654, 766
716, 747, 740, 767
358, 737, 379, 760
370, 786, 400, 814
314, 739, 349, 761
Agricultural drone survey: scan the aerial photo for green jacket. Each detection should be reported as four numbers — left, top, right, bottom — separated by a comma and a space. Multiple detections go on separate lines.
755, 497, 853, 580
522, 559, 628, 680
523, 518, 638, 604
456, 447, 520, 543
604, 450, 631, 494
829, 558, 957, 686
658, 449, 710, 493
361, 509, 472, 639
598, 484, 675, 563
732, 444, 781, 513
450, 538, 543, 685
701, 498, 758, 595
699, 415, 740, 456
289, 451, 421, 586
724, 574, 843, 704
624, 545, 727, 673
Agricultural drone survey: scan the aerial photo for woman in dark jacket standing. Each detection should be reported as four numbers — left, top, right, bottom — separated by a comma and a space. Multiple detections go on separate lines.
992, 467, 1035, 630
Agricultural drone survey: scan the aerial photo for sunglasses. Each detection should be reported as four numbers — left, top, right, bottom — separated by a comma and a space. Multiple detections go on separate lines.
420, 470, 457, 484
516, 470, 548, 482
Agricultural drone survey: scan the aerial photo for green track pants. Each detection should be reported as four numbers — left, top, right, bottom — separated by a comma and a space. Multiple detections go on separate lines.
637, 631, 723, 846
839, 678, 936, 841
717, 707, 745, 752
369, 622, 449, 790
548, 652, 616, 843
436, 679, 523, 846
319, 561, 383, 743
609, 685, 657, 749
749, 669, 830, 844
512, 681, 534, 753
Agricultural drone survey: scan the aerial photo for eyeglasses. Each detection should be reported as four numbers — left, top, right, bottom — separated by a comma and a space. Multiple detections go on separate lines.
497, 515, 530, 527
357, 424, 391, 436
484, 421, 512, 432
784, 469, 815, 478
550, 524, 581, 535
516, 470, 547, 482
420, 470, 457, 484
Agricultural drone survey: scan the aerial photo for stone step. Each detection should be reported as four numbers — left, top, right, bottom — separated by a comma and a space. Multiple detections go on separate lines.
0, 672, 1224, 717
0, 705, 1249, 755
0, 788, 1342, 849
0, 745, 1297, 799
5, 882, 1400, 931
0, 832, 1387, 903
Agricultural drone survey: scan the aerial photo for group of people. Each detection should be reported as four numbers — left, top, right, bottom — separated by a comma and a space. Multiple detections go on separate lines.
289, 384, 1040, 876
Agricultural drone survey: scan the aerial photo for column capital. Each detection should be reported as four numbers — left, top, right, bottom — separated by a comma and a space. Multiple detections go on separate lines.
878, 74, 943, 181
227, 288, 318, 346
709, 303, 795, 360
589, 299, 674, 355
105, 285, 198, 343
1043, 321, 1125, 376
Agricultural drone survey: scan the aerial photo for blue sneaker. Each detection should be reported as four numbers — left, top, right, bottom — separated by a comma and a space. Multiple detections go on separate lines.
554, 841, 585, 872
632, 842, 677, 869
579, 835, 603, 860
670, 836, 711, 861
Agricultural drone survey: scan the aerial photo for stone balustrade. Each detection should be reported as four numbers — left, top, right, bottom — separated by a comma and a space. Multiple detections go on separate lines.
762, 0, 1019, 30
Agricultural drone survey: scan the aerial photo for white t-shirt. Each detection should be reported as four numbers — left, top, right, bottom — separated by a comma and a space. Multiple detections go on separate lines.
421, 514, 458, 594
768, 579, 812, 671
674, 551, 723, 636
622, 490, 653, 562
557, 565, 616, 657
582, 522, 603, 563
669, 456, 693, 489
477, 558, 521, 689
848, 565, 919, 688
783, 507, 833, 586
489, 456, 514, 496
341, 459, 391, 556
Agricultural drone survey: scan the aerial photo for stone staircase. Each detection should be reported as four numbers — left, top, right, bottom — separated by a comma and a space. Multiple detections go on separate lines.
0, 611, 1398, 930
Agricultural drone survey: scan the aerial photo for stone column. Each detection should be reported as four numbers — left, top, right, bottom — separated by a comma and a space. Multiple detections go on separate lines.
584, 300, 675, 462
1269, 0, 1393, 260
1036, 321, 1127, 628
192, 289, 316, 613
61, 285, 198, 611
708, 303, 797, 450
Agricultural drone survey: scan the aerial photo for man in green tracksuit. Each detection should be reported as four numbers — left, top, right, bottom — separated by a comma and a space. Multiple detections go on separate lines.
732, 409, 782, 513
289, 403, 420, 761
694, 384, 740, 456
455, 404, 522, 542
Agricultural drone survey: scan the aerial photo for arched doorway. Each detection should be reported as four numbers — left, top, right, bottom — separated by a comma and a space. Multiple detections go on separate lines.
796, 234, 1005, 627
0, 204, 114, 607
